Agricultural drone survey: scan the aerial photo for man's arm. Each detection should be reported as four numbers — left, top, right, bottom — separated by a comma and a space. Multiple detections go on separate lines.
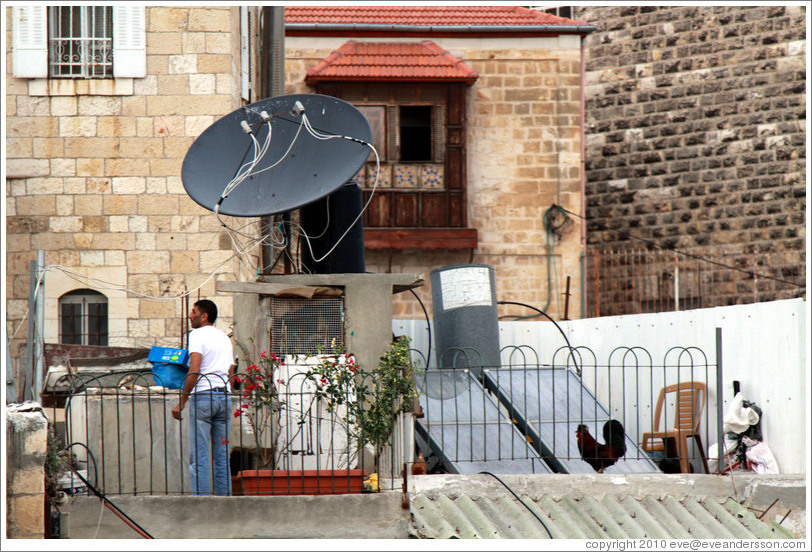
171, 352, 202, 420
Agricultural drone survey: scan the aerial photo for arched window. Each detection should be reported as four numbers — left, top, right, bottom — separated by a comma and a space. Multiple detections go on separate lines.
59, 289, 108, 346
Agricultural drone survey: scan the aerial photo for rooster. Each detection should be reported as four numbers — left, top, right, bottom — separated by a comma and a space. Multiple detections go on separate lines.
576, 420, 627, 472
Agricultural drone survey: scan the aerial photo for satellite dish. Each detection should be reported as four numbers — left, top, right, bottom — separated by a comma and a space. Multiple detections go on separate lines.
181, 94, 372, 217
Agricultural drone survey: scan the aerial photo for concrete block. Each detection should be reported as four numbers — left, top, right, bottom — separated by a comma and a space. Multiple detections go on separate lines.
139, 195, 179, 215
146, 177, 168, 194
91, 233, 136, 250
136, 117, 154, 137
197, 54, 232, 74
135, 233, 156, 251
50, 216, 84, 233
147, 32, 182, 56
168, 54, 198, 75
32, 137, 65, 158
80, 250, 106, 267
6, 137, 33, 158
163, 136, 194, 158
78, 96, 122, 116
128, 250, 170, 273
59, 117, 97, 137
185, 115, 214, 137
216, 73, 234, 94
50, 159, 76, 177
189, 73, 216, 95
74, 195, 104, 216
6, 159, 50, 179
156, 233, 187, 251
16, 95, 50, 116
112, 177, 147, 195
121, 95, 147, 116
118, 137, 164, 158
156, 74, 190, 96
15, 196, 56, 216
171, 251, 199, 274
148, 7, 189, 32
140, 298, 177, 319
182, 32, 207, 54
154, 115, 185, 137
77, 159, 106, 178
55, 195, 73, 216
188, 8, 231, 32
104, 158, 149, 178
6, 495, 44, 538
205, 32, 232, 55
97, 116, 137, 137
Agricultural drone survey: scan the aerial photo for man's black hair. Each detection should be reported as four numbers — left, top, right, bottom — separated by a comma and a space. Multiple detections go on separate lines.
194, 299, 218, 324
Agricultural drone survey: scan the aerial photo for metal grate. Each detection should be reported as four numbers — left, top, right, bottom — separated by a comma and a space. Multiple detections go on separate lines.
269, 297, 344, 356
49, 6, 113, 79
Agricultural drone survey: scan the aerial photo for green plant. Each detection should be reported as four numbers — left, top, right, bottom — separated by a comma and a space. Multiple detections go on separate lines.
44, 427, 74, 499
306, 337, 421, 466
233, 351, 286, 469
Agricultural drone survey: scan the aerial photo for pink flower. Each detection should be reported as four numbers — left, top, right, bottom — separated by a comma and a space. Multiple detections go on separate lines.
260, 351, 268, 358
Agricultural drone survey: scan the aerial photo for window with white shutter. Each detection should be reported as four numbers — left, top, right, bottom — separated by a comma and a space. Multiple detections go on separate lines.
12, 6, 48, 78
11, 5, 145, 80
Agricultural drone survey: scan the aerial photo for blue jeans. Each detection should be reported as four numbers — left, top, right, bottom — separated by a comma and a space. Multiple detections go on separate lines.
188, 391, 231, 495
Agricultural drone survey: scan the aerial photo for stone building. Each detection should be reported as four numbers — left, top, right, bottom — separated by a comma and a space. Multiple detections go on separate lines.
5, 6, 593, 395
5, 6, 249, 396
572, 5, 806, 315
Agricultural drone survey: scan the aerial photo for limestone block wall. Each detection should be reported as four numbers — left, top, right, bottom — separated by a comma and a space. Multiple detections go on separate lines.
573, 5, 806, 307
285, 37, 586, 320
5, 7, 248, 383
6, 402, 49, 539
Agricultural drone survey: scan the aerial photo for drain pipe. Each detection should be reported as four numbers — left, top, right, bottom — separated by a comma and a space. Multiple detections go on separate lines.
579, 35, 588, 319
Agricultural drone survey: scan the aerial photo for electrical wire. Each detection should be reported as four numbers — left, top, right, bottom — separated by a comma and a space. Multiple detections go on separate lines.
408, 288, 432, 369
479, 471, 554, 538
296, 131, 380, 264
497, 300, 581, 377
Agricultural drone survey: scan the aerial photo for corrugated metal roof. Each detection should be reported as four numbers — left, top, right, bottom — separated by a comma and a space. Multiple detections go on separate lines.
306, 41, 478, 84
286, 6, 587, 27
409, 492, 799, 539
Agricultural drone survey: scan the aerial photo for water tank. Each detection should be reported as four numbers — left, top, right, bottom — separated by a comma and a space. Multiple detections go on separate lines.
299, 182, 365, 274
430, 264, 500, 376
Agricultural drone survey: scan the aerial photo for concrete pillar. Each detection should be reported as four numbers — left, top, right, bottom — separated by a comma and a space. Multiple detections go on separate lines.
6, 402, 49, 539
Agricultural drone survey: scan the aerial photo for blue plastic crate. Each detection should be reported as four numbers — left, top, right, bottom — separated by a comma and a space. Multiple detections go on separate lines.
148, 347, 189, 389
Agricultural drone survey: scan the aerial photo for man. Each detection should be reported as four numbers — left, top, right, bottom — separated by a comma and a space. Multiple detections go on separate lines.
172, 299, 234, 495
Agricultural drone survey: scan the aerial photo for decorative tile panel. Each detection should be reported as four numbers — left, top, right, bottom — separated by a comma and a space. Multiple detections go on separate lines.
394, 164, 419, 188
348, 166, 365, 187
420, 164, 445, 189
366, 163, 391, 188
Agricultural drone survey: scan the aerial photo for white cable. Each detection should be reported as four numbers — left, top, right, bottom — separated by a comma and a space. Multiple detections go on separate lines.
298, 143, 380, 264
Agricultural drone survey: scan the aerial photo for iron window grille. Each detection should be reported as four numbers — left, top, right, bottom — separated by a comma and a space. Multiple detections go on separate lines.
49, 6, 113, 78
59, 289, 109, 346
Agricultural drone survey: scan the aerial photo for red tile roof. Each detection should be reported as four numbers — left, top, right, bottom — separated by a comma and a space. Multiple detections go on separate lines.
306, 41, 478, 84
286, 6, 590, 36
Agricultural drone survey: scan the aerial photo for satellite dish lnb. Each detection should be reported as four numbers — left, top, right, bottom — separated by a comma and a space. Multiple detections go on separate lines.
181, 94, 372, 217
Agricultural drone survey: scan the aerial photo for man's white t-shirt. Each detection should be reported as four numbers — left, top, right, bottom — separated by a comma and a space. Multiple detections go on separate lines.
188, 325, 233, 393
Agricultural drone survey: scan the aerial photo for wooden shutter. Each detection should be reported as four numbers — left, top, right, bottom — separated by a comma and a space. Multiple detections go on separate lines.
113, 6, 146, 78
12, 6, 48, 78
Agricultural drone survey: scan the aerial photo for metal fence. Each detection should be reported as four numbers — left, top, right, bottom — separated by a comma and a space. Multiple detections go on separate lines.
414, 344, 720, 475
584, 246, 805, 317
52, 366, 409, 497
51, 342, 722, 497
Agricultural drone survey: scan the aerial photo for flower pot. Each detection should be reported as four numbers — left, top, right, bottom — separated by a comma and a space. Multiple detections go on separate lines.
234, 469, 367, 496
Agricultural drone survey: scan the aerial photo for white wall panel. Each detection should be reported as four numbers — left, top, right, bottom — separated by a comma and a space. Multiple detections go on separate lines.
395, 298, 807, 474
